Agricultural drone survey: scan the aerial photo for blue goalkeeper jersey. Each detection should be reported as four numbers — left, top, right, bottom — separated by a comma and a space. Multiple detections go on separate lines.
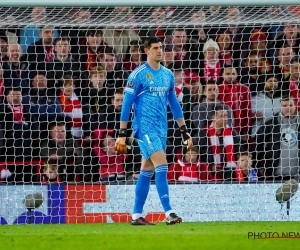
124, 62, 177, 139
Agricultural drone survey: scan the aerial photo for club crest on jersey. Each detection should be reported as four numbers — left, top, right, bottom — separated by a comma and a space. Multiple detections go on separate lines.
146, 73, 153, 81
128, 81, 134, 88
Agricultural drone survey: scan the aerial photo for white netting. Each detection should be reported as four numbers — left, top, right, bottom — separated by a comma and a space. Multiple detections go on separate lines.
0, 5, 300, 224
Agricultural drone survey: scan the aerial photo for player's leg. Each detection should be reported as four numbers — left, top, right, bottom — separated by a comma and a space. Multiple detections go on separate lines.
150, 138, 182, 225
131, 140, 155, 225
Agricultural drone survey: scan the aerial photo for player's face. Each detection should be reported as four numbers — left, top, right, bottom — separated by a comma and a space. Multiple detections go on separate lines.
281, 99, 296, 117
223, 68, 237, 84
146, 42, 163, 63
113, 93, 124, 111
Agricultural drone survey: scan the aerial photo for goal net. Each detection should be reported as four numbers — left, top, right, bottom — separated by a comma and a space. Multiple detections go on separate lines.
0, 5, 300, 224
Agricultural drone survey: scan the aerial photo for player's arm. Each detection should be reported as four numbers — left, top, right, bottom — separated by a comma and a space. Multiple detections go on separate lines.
168, 81, 193, 150
115, 77, 139, 154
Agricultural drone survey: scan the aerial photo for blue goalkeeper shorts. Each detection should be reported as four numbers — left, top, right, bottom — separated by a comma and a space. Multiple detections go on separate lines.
137, 134, 167, 160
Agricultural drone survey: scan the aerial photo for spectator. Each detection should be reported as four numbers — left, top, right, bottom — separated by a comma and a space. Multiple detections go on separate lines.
200, 39, 221, 85
215, 29, 235, 67
26, 25, 55, 71
46, 37, 82, 93
29, 71, 63, 135
287, 57, 300, 110
2, 43, 30, 96
249, 29, 272, 74
197, 103, 242, 181
171, 28, 188, 62
99, 88, 132, 135
184, 71, 202, 106
0, 63, 4, 99
218, 66, 252, 140
39, 159, 62, 184
60, 8, 92, 58
79, 30, 107, 75
99, 46, 128, 89
274, 46, 294, 82
192, 80, 234, 130
169, 62, 191, 122
123, 40, 144, 73
240, 52, 265, 96
272, 23, 300, 56
40, 121, 84, 182
162, 44, 175, 68
0, 163, 12, 182
139, 7, 168, 42
233, 152, 258, 182
84, 66, 109, 125
91, 129, 126, 183
0, 32, 8, 63
0, 87, 39, 160
251, 75, 282, 136
255, 95, 300, 181
168, 146, 213, 182
19, 7, 59, 53
102, 24, 140, 61
58, 75, 92, 139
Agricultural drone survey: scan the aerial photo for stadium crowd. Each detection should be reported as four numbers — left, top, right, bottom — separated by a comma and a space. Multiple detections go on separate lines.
0, 6, 300, 184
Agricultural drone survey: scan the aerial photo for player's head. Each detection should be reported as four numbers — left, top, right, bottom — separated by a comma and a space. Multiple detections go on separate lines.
144, 37, 163, 63
211, 103, 228, 129
281, 95, 296, 118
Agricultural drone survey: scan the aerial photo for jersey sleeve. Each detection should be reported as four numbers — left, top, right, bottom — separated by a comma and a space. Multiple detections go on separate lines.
124, 72, 142, 97
168, 72, 184, 120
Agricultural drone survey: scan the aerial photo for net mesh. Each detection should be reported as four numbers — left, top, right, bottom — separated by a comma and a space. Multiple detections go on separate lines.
0, 5, 300, 224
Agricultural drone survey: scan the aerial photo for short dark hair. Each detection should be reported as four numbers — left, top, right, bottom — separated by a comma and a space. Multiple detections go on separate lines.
5, 87, 21, 96
49, 121, 66, 131
144, 37, 161, 49
54, 37, 70, 46
114, 88, 124, 96
205, 80, 217, 85
281, 94, 294, 102
291, 56, 300, 65
210, 103, 225, 118
86, 29, 103, 37
99, 46, 115, 58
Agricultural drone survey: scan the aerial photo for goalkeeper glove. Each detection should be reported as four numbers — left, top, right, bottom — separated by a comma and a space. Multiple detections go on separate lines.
179, 125, 193, 150
115, 129, 129, 154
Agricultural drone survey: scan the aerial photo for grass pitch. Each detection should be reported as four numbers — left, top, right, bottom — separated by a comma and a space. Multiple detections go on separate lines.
1, 222, 300, 250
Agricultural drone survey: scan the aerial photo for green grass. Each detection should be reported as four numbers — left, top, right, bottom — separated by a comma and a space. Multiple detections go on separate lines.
1, 222, 300, 250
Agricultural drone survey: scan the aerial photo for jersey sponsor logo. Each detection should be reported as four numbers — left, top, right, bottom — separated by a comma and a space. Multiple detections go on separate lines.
146, 73, 153, 80
128, 81, 134, 88
150, 86, 168, 96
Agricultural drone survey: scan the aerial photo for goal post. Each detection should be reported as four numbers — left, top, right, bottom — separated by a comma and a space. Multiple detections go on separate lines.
0, 2, 300, 225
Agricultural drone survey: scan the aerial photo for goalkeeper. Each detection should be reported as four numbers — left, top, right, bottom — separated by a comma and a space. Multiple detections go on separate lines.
115, 37, 193, 225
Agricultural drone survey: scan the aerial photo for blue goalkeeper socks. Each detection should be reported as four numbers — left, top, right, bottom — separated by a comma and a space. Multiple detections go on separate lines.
132, 170, 154, 219
155, 164, 172, 213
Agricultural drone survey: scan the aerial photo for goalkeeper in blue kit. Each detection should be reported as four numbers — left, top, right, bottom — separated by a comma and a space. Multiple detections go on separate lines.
115, 37, 193, 225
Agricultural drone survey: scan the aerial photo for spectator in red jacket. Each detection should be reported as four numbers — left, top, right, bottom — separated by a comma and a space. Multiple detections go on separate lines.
168, 146, 213, 182
218, 65, 252, 141
288, 57, 300, 110
92, 128, 126, 183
